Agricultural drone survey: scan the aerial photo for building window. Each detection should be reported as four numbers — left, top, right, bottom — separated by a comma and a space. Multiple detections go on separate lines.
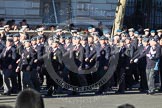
40, 0, 54, 24
124, 0, 162, 28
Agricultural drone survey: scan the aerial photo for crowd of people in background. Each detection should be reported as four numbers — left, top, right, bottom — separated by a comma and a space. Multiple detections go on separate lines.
0, 18, 162, 97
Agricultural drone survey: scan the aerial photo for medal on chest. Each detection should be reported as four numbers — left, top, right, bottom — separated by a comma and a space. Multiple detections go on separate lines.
8, 54, 11, 57
101, 50, 105, 55
90, 47, 93, 51
53, 53, 57, 60
27, 55, 30, 59
76, 51, 79, 57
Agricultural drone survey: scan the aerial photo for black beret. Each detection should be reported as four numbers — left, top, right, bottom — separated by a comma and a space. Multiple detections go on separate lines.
99, 36, 106, 40
142, 38, 149, 42
150, 38, 158, 42
6, 34, 13, 37
60, 35, 66, 39
53, 39, 59, 43
53, 35, 59, 40
7, 38, 13, 42
71, 30, 78, 33
24, 39, 31, 43
128, 28, 135, 32
81, 36, 88, 41
65, 36, 72, 40
31, 37, 37, 41
37, 35, 43, 40
73, 36, 81, 40
13, 33, 20, 37
105, 37, 109, 40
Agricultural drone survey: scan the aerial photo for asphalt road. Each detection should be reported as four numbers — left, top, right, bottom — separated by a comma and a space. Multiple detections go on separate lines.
1, 91, 162, 108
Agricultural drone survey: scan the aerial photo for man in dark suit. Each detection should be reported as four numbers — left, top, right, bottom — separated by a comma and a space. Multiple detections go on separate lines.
0, 38, 17, 95
64, 36, 87, 95
81, 36, 94, 85
115, 39, 127, 94
16, 40, 36, 90
41, 37, 53, 96
129, 30, 139, 83
87, 36, 97, 67
124, 37, 136, 90
62, 35, 73, 84
70, 36, 88, 87
36, 36, 45, 86
13, 33, 24, 92
86, 36, 97, 85
46, 39, 63, 96
95, 36, 111, 94
81, 36, 90, 68
131, 38, 150, 92
129, 29, 138, 51
31, 37, 40, 91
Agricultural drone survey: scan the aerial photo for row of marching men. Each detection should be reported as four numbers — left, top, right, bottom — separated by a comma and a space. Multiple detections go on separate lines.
0, 31, 110, 96
0, 27, 162, 96
113, 28, 162, 95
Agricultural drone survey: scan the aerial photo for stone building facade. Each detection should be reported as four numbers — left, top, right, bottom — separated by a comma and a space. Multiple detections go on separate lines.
0, 0, 118, 27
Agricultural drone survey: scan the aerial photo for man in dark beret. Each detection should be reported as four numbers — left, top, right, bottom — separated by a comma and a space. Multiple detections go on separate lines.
125, 36, 136, 90
95, 36, 111, 94
16, 39, 37, 90
131, 37, 150, 93
35, 36, 45, 86
0, 38, 17, 95
13, 33, 24, 92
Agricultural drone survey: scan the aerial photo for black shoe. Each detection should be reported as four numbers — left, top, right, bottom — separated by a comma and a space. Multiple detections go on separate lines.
68, 91, 79, 96
11, 90, 18, 94
140, 89, 146, 93
95, 91, 103, 95
45, 93, 52, 97
115, 91, 125, 94
149, 92, 155, 95
158, 88, 162, 92
146, 91, 150, 95
126, 87, 132, 91
1, 92, 11, 96
72, 91, 79, 96
147, 91, 155, 95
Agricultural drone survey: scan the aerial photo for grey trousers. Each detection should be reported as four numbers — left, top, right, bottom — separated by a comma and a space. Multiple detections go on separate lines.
146, 68, 155, 93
